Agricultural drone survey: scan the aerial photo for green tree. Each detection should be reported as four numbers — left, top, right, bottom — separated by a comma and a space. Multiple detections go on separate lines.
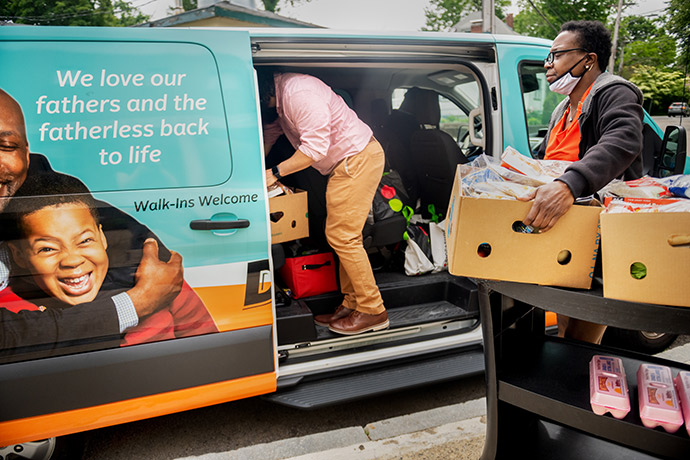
180, 0, 198, 12
665, 0, 690, 70
0, 0, 148, 26
513, 0, 616, 39
423, 0, 510, 32
629, 66, 686, 114
616, 16, 677, 78
260, 0, 311, 13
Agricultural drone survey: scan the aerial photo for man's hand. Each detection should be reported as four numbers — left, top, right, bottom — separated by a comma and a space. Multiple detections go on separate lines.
265, 168, 278, 188
518, 181, 574, 232
127, 238, 183, 318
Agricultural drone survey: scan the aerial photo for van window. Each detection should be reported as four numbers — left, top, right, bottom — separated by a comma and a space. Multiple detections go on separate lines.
518, 62, 566, 153
2, 41, 232, 192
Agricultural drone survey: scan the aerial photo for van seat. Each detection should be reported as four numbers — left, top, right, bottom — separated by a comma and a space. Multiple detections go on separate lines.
406, 88, 468, 217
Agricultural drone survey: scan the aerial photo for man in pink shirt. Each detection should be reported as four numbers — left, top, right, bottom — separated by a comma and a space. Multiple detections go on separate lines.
260, 71, 388, 335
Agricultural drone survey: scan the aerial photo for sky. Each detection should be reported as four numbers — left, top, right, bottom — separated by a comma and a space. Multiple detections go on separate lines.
139, 0, 670, 31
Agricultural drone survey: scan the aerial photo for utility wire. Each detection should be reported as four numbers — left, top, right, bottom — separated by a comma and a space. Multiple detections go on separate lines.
526, 0, 559, 34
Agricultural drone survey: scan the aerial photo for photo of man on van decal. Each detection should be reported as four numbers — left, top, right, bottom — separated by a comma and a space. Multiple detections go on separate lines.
3, 173, 218, 347
0, 87, 216, 359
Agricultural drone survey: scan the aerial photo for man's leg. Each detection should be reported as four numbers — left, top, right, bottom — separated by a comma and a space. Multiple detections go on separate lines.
325, 140, 388, 334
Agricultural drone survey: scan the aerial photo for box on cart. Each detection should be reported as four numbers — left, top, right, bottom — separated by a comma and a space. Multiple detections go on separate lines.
269, 189, 309, 244
445, 166, 603, 289
601, 211, 690, 307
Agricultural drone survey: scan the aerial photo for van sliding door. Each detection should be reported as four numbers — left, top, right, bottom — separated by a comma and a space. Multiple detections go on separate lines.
0, 27, 275, 445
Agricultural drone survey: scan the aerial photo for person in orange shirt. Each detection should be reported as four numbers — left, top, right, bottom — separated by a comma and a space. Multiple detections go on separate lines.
521, 20, 644, 344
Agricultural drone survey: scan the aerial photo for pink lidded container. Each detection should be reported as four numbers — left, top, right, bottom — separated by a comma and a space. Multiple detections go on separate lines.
674, 371, 690, 437
637, 364, 684, 433
589, 355, 630, 419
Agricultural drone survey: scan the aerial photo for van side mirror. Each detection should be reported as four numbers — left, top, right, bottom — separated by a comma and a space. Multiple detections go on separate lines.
521, 73, 539, 93
654, 125, 687, 177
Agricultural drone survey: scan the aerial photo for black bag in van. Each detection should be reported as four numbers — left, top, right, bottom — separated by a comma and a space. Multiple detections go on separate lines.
371, 170, 411, 222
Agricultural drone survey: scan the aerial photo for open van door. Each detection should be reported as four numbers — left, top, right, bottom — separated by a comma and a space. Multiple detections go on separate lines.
0, 27, 276, 447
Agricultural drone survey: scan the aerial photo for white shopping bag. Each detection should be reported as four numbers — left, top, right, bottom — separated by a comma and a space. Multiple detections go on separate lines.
429, 219, 447, 273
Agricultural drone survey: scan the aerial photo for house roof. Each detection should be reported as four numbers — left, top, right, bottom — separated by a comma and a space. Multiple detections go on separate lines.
452, 11, 517, 35
139, 1, 322, 28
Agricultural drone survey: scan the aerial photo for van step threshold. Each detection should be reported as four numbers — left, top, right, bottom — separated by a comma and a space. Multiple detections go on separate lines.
314, 301, 472, 340
264, 350, 484, 409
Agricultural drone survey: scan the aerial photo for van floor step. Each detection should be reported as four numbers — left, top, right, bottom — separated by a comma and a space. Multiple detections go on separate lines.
314, 301, 472, 340
264, 350, 484, 409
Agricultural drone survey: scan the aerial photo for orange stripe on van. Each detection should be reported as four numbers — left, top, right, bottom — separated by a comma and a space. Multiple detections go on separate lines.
0, 371, 276, 446
194, 284, 273, 332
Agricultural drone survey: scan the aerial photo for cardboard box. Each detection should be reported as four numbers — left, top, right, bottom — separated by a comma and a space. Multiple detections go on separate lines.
445, 167, 602, 289
269, 190, 309, 244
601, 211, 690, 307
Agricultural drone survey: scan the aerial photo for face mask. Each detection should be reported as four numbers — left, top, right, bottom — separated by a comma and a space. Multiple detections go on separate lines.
549, 56, 587, 95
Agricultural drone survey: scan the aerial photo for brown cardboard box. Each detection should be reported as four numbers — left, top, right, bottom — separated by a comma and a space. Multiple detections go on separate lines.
269, 189, 309, 244
445, 167, 602, 289
601, 211, 690, 307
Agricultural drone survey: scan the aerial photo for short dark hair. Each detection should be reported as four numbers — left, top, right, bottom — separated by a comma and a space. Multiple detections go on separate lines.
256, 67, 277, 113
560, 20, 612, 71
1, 173, 98, 242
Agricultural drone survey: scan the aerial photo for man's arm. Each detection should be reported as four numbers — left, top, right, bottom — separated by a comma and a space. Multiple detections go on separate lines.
0, 299, 121, 352
521, 86, 643, 232
265, 149, 315, 187
1, 239, 182, 356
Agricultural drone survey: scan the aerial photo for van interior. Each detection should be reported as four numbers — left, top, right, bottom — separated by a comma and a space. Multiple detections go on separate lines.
256, 59, 491, 406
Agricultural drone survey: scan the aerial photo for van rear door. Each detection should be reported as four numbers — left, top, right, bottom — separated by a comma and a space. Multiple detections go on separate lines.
0, 27, 275, 445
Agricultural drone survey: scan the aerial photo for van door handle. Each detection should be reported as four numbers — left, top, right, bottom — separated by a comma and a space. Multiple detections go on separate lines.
189, 219, 250, 230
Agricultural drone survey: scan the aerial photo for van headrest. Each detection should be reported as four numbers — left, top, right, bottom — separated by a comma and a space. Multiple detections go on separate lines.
398, 87, 440, 127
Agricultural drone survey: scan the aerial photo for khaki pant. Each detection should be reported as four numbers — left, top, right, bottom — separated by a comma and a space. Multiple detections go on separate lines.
325, 139, 386, 315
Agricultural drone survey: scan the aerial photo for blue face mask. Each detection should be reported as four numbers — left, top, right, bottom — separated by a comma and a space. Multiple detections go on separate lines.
549, 56, 589, 95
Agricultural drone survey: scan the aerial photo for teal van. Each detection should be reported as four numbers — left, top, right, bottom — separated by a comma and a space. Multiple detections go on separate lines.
0, 25, 684, 459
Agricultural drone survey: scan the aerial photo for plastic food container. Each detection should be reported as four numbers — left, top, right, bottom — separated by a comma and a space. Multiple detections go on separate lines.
589, 355, 630, 419
674, 370, 690, 437
637, 364, 683, 433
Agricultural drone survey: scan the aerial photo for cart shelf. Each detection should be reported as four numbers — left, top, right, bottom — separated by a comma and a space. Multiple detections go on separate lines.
478, 279, 690, 460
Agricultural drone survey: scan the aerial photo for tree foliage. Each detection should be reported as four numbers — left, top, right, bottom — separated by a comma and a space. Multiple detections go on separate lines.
629, 66, 687, 114
616, 16, 677, 78
0, 0, 148, 26
665, 0, 690, 70
423, 0, 510, 32
260, 0, 311, 13
513, 0, 616, 39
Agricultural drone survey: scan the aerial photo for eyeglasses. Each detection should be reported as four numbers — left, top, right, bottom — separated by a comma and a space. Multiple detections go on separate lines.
544, 48, 589, 65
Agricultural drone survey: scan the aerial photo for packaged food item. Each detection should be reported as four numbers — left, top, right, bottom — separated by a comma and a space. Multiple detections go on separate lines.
603, 196, 686, 214
499, 146, 571, 184
637, 364, 684, 433
589, 356, 630, 419
675, 371, 690, 437
599, 176, 674, 199
658, 174, 690, 199
267, 181, 293, 198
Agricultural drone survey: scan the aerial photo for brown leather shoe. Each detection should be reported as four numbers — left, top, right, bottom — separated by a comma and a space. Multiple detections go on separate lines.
328, 310, 389, 335
313, 305, 353, 327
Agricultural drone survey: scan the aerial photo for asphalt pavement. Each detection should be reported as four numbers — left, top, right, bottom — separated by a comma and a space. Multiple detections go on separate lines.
177, 340, 690, 460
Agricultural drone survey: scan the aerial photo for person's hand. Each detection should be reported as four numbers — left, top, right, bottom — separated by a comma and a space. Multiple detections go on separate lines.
265, 168, 278, 188
127, 238, 183, 318
518, 181, 574, 232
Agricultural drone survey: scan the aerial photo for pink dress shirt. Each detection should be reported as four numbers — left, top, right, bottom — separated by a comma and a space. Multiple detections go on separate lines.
263, 73, 373, 175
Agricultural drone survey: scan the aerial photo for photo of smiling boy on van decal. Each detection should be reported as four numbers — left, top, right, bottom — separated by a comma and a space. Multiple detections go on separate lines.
2, 173, 218, 347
